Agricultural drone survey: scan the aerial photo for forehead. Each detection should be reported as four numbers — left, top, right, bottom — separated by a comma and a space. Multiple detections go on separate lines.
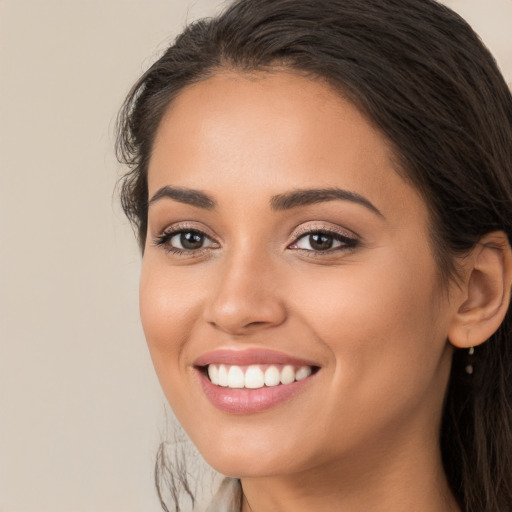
148, 70, 424, 220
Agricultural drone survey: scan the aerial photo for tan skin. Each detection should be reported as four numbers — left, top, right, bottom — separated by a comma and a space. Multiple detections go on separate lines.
141, 71, 512, 511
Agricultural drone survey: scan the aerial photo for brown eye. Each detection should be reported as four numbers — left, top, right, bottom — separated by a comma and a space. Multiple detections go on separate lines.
292, 230, 358, 253
158, 229, 218, 252
177, 231, 204, 250
154, 226, 219, 255
308, 233, 333, 251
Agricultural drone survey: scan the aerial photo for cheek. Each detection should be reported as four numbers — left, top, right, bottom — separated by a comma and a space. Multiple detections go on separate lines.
290, 248, 449, 420
139, 259, 203, 386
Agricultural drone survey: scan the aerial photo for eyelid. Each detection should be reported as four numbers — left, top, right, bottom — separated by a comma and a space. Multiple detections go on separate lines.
154, 221, 218, 240
151, 220, 359, 256
290, 222, 359, 242
287, 223, 359, 253
152, 221, 220, 253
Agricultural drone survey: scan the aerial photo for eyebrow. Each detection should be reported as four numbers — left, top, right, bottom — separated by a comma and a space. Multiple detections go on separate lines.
148, 185, 383, 217
270, 188, 383, 217
149, 186, 216, 209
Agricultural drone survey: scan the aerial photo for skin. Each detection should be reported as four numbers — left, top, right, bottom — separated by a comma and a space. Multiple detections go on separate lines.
140, 71, 470, 511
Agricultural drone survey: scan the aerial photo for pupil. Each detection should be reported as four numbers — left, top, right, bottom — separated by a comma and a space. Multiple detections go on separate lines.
310, 233, 333, 250
181, 231, 203, 249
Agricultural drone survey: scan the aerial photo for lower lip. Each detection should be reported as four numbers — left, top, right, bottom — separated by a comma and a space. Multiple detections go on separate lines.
197, 369, 316, 414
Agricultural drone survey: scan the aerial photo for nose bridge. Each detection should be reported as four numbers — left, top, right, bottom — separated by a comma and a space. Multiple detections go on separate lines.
205, 242, 286, 335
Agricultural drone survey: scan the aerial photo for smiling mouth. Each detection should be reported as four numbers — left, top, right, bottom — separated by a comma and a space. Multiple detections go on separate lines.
200, 364, 320, 389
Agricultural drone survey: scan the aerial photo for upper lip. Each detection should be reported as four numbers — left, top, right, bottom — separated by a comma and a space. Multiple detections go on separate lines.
194, 348, 320, 368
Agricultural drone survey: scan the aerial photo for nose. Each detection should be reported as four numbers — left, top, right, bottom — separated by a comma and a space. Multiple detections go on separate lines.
203, 252, 287, 336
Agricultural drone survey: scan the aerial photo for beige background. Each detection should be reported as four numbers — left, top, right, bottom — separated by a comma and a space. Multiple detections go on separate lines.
0, 1, 511, 511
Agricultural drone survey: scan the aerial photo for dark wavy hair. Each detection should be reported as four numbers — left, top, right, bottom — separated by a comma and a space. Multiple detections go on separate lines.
116, 0, 512, 510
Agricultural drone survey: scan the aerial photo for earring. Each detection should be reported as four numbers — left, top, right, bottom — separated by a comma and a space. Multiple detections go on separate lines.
465, 346, 475, 375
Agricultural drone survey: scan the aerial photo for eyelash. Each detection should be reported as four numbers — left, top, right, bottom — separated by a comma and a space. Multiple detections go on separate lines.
153, 225, 358, 257
289, 228, 358, 255
153, 225, 217, 256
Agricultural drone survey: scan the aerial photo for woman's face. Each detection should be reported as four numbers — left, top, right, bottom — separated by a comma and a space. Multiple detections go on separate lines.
141, 71, 458, 479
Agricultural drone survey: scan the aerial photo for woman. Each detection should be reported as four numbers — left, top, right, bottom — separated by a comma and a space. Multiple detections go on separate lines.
116, 0, 512, 510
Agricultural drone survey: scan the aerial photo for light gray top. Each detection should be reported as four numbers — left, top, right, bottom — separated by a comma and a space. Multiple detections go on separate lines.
206, 478, 242, 512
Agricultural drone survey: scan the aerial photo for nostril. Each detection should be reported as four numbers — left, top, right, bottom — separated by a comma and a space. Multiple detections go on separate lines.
247, 320, 272, 328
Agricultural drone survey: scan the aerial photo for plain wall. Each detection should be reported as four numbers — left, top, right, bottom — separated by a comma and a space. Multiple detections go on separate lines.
0, 1, 511, 511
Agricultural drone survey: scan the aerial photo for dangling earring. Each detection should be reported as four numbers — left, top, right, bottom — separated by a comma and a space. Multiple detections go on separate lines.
465, 346, 475, 374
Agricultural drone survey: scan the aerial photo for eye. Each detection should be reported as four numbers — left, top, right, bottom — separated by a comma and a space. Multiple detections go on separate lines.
154, 228, 218, 254
170, 230, 210, 250
290, 230, 358, 253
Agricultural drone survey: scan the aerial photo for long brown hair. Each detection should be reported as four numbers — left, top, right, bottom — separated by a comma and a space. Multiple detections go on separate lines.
117, 1, 512, 510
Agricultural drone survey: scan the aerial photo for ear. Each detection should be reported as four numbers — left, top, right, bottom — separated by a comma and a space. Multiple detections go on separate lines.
448, 231, 512, 349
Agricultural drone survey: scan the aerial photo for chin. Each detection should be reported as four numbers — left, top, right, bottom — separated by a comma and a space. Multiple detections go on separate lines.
186, 421, 318, 479
203, 451, 296, 479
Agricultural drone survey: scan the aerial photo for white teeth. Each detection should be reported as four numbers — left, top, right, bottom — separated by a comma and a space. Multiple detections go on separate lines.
227, 365, 245, 388
218, 364, 229, 387
206, 364, 315, 389
245, 365, 265, 389
208, 364, 219, 385
296, 366, 312, 381
264, 366, 281, 387
280, 365, 295, 385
